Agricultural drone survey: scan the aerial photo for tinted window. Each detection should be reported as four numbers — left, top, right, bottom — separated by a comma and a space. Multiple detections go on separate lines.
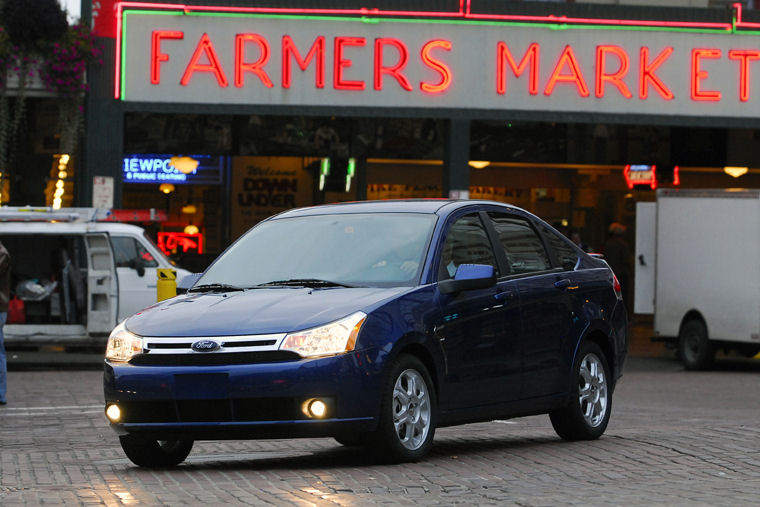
438, 214, 497, 280
539, 224, 579, 271
111, 237, 158, 268
488, 213, 551, 275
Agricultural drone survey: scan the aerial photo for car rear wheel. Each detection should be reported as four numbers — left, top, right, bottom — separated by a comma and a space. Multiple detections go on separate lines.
119, 435, 193, 468
679, 319, 714, 370
367, 354, 436, 463
550, 341, 611, 441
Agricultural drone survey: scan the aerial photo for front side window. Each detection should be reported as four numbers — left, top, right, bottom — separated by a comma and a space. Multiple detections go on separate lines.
438, 214, 497, 280
488, 213, 551, 275
111, 236, 158, 268
200, 213, 437, 287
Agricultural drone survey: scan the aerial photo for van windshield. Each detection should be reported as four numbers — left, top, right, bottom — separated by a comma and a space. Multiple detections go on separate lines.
198, 213, 436, 288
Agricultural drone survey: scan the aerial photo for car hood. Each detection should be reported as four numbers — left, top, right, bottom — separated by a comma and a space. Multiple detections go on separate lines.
125, 286, 410, 337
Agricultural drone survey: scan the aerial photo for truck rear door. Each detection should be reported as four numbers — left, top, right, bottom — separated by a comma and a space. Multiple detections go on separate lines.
85, 233, 118, 333
634, 202, 656, 315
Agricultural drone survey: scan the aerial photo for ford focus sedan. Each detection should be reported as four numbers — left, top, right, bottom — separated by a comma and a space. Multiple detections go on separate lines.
104, 200, 627, 467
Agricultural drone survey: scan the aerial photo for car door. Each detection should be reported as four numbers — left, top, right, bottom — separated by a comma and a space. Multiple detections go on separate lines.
435, 211, 522, 410
486, 212, 575, 400
85, 233, 118, 333
110, 235, 160, 320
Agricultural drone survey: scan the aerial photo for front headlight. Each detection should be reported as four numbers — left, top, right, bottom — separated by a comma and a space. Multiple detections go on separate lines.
105, 320, 144, 362
280, 312, 367, 358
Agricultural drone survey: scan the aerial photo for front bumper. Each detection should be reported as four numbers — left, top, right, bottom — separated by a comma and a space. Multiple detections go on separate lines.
104, 349, 382, 440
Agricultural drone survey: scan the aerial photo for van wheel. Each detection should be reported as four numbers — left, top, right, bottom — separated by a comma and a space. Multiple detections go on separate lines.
679, 320, 714, 370
119, 435, 193, 468
550, 341, 611, 441
366, 355, 436, 463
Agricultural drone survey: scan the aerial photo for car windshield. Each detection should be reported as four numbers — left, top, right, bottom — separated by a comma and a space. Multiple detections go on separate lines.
199, 212, 437, 288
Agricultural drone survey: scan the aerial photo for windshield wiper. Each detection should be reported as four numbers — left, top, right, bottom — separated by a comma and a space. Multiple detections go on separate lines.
188, 283, 245, 293
257, 278, 359, 288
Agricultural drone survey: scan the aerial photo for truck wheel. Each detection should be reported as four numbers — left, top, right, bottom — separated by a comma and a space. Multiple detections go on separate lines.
119, 436, 193, 468
678, 320, 714, 370
549, 341, 612, 441
366, 355, 436, 463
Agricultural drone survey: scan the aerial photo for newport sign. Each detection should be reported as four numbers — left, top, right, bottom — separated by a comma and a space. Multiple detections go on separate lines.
117, 3, 760, 119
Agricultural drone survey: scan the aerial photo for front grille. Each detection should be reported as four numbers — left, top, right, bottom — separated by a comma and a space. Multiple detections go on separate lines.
142, 333, 286, 354
128, 351, 300, 366
118, 398, 303, 423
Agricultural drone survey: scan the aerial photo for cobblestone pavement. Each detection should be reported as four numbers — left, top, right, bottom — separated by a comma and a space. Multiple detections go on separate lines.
1, 350, 759, 505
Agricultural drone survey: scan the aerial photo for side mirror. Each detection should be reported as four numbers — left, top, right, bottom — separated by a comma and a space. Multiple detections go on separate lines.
438, 264, 496, 295
177, 273, 202, 294
130, 259, 146, 277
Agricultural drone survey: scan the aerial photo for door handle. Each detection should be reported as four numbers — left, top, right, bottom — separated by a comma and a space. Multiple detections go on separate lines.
494, 290, 514, 300
554, 279, 579, 290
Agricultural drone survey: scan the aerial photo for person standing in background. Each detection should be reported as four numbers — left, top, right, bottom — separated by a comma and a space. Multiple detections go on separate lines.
0, 240, 9, 405
603, 222, 633, 315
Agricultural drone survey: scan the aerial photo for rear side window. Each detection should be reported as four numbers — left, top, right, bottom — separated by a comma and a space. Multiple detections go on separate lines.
438, 214, 497, 280
111, 236, 158, 268
488, 213, 551, 275
538, 224, 579, 271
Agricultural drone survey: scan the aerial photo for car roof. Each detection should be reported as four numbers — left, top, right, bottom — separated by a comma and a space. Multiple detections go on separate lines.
272, 199, 522, 219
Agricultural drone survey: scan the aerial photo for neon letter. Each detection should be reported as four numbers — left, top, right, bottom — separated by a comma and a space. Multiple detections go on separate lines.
150, 30, 183, 85
420, 40, 452, 94
728, 49, 760, 102
544, 45, 589, 97
595, 45, 632, 99
282, 36, 325, 88
374, 38, 412, 91
691, 48, 721, 102
639, 47, 674, 100
234, 34, 273, 88
496, 42, 539, 95
180, 33, 228, 87
334, 36, 366, 91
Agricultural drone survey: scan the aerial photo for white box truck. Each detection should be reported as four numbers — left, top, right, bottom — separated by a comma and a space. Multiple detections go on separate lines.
0, 207, 190, 348
635, 189, 760, 369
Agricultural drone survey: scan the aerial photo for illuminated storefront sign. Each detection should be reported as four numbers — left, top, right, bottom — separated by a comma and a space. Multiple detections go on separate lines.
623, 164, 680, 189
122, 154, 223, 184
117, 3, 760, 119
157, 232, 204, 255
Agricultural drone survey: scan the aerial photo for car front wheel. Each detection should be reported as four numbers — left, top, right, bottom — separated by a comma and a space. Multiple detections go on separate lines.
367, 354, 436, 463
119, 435, 193, 468
550, 341, 612, 441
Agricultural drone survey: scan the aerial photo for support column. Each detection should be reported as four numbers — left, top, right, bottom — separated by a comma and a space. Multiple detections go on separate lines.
79, 36, 124, 207
443, 119, 470, 199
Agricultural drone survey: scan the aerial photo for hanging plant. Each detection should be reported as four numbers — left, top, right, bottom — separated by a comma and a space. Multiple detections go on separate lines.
38, 23, 103, 154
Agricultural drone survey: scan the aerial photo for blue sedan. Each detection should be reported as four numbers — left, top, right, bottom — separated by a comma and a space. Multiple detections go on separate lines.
104, 199, 627, 467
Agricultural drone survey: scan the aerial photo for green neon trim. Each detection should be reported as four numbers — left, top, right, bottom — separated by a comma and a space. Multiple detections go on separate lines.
347, 158, 356, 176
123, 8, 760, 36
321, 158, 330, 176
121, 14, 128, 100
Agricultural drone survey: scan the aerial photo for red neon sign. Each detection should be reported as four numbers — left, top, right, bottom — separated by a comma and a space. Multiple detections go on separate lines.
544, 45, 589, 97
595, 45, 632, 99
420, 40, 453, 94
623, 164, 658, 190
728, 49, 760, 102
639, 47, 674, 100
151, 30, 183, 85
333, 36, 366, 91
496, 42, 539, 96
691, 48, 722, 101
374, 38, 413, 92
282, 35, 325, 89
235, 34, 274, 88
157, 232, 204, 255
180, 33, 228, 87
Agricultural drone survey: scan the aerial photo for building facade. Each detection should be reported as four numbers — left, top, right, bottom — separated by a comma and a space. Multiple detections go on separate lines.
75, 0, 760, 266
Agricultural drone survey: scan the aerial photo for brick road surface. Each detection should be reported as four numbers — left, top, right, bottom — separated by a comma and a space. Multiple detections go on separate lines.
1, 332, 759, 506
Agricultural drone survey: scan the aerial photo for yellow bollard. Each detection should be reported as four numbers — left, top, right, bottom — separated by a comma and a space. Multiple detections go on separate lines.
157, 268, 177, 301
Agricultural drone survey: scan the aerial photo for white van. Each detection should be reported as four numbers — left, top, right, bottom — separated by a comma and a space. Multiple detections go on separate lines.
0, 207, 190, 347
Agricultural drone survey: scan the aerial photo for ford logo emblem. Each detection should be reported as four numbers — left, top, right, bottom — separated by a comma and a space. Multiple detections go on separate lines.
191, 340, 220, 352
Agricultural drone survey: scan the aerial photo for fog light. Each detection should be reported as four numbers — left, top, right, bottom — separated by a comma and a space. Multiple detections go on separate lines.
105, 404, 121, 423
302, 398, 328, 419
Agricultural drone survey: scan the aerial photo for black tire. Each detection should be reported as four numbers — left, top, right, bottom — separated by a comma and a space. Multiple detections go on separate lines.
678, 319, 714, 370
365, 354, 436, 463
550, 341, 612, 441
119, 435, 193, 468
